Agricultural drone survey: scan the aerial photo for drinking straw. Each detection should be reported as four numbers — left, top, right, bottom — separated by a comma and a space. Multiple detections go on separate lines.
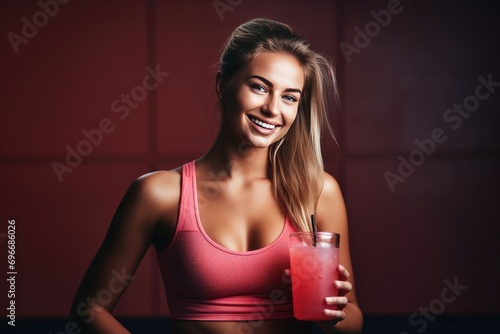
311, 214, 318, 246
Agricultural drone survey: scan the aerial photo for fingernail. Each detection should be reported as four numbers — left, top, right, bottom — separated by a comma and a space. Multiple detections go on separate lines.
324, 309, 341, 317
325, 297, 335, 304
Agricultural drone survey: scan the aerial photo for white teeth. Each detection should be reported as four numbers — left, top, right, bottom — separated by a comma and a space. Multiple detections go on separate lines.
250, 117, 276, 130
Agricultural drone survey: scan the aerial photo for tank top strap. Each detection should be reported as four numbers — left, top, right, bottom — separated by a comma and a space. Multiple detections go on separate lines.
177, 160, 199, 232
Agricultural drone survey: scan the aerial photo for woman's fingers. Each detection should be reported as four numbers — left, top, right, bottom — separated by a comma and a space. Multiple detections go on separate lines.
335, 280, 352, 295
323, 296, 347, 325
325, 296, 348, 308
338, 264, 350, 280
324, 309, 345, 319
335, 265, 352, 298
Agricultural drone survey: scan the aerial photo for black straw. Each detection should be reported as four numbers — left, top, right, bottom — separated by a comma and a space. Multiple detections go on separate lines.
311, 214, 318, 247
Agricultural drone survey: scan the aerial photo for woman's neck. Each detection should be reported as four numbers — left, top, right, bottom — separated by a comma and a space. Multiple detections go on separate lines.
198, 127, 270, 181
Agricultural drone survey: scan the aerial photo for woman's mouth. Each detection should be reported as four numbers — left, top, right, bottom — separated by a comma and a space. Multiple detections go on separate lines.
249, 117, 277, 130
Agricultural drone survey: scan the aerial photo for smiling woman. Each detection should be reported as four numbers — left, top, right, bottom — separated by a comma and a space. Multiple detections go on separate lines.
221, 52, 303, 148
70, 18, 363, 334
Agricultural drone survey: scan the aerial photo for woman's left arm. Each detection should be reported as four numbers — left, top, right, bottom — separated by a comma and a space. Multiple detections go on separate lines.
314, 172, 363, 333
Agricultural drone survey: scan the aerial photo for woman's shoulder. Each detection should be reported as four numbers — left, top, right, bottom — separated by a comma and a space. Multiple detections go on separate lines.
317, 171, 347, 231
129, 167, 183, 209
136, 167, 182, 185
320, 171, 343, 200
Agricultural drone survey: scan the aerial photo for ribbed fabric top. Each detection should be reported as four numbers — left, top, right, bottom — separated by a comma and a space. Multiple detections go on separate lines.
156, 160, 296, 320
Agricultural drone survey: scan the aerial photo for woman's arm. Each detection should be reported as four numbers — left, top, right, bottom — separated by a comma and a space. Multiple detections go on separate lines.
70, 171, 180, 333
314, 172, 363, 333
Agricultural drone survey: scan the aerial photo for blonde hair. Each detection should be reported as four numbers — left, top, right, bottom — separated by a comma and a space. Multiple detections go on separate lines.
219, 18, 338, 232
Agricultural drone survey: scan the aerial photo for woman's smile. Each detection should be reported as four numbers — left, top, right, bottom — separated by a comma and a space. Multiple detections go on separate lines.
221, 52, 304, 148
248, 115, 280, 134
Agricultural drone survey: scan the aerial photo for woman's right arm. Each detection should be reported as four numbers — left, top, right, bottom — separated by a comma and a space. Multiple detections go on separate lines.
70, 171, 180, 333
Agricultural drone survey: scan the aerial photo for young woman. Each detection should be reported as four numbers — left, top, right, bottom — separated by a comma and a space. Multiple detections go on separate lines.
71, 18, 363, 333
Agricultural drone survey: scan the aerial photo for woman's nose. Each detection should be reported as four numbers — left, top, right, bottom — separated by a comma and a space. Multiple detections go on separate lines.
262, 95, 279, 116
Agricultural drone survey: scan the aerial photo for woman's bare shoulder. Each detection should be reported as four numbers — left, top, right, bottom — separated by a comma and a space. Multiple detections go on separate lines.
132, 168, 182, 209
320, 171, 344, 201
316, 171, 347, 232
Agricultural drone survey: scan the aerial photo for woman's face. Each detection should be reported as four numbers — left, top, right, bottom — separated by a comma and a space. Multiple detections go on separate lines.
221, 52, 304, 149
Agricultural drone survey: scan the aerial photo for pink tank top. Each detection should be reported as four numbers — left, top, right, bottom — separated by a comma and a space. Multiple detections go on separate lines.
156, 160, 296, 321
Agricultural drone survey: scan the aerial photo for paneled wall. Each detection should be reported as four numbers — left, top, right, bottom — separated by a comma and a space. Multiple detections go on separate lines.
1, 0, 498, 324
341, 0, 500, 315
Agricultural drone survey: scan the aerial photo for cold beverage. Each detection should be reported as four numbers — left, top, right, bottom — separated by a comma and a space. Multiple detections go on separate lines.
289, 232, 339, 320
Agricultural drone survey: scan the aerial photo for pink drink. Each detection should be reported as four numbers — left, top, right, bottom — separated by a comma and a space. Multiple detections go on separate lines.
289, 232, 339, 320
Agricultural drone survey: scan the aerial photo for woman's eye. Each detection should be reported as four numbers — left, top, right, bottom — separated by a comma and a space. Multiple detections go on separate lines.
283, 95, 298, 103
251, 84, 267, 93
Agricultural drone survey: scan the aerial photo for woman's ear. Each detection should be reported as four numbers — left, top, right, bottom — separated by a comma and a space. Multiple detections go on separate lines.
215, 72, 224, 98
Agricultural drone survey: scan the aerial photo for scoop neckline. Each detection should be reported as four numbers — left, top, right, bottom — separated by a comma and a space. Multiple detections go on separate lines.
191, 160, 288, 255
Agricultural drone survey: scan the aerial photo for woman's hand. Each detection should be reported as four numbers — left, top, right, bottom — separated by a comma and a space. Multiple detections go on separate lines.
312, 173, 363, 333
322, 264, 351, 324
283, 263, 351, 323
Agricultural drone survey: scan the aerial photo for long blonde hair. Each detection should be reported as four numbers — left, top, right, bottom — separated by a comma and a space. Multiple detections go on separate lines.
219, 18, 338, 232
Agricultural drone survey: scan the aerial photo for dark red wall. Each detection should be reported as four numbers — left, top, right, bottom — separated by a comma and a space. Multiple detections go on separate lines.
341, 0, 500, 315
1, 0, 498, 320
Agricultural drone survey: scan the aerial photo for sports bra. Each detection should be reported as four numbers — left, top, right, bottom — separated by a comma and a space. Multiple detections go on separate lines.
156, 160, 296, 320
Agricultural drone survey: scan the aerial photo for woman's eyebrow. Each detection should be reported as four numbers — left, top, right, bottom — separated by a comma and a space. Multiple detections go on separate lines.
246, 75, 302, 94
